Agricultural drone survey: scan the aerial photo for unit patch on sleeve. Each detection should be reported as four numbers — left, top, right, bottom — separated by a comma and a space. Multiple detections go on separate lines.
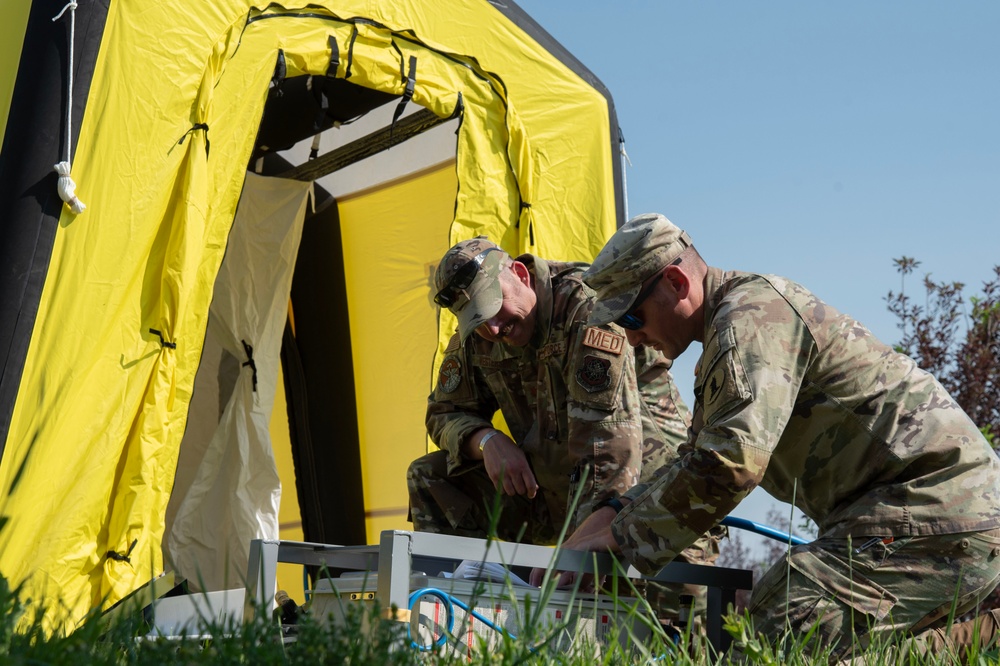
706, 365, 726, 406
438, 356, 463, 394
582, 326, 625, 355
576, 355, 612, 393
696, 323, 753, 418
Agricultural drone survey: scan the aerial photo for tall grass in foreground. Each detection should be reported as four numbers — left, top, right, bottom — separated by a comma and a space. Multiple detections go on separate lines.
1, 571, 998, 665
3, 473, 996, 663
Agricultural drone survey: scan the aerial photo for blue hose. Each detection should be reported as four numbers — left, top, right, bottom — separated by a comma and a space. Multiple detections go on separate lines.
721, 515, 809, 546
407, 587, 519, 650
404, 521, 805, 653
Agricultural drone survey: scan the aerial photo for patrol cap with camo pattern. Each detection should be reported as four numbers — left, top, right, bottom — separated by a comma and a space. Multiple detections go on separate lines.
583, 213, 693, 325
434, 236, 510, 341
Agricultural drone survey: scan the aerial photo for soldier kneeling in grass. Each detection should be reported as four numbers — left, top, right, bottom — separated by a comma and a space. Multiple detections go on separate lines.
545, 213, 1000, 657
410, 236, 724, 630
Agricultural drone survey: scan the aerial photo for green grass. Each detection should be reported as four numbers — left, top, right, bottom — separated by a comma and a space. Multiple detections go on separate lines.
2, 476, 997, 663
2, 570, 999, 665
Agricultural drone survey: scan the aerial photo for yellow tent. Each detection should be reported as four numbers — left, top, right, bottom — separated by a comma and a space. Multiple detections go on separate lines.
0, 0, 624, 627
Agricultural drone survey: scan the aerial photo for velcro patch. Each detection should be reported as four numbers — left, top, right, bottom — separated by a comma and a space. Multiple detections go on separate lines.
438, 357, 462, 393
582, 327, 625, 355
576, 355, 612, 393
695, 323, 753, 419
705, 365, 727, 407
472, 355, 518, 370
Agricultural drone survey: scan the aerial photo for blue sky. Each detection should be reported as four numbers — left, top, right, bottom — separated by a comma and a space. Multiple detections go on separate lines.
515, 1, 999, 552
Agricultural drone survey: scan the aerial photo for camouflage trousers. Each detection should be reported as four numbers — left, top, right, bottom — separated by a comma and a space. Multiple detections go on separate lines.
746, 528, 1000, 655
407, 450, 563, 544
408, 450, 723, 626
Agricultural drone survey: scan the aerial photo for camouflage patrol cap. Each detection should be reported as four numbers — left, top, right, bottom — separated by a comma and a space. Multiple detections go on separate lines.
583, 213, 692, 325
434, 236, 509, 342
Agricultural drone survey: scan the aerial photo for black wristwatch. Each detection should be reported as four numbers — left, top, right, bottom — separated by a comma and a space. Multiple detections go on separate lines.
594, 496, 626, 514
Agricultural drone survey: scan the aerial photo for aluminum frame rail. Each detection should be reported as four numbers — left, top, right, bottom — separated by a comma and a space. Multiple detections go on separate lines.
244, 530, 753, 654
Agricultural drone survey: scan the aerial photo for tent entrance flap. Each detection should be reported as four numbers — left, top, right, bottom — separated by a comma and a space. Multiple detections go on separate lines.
164, 173, 311, 592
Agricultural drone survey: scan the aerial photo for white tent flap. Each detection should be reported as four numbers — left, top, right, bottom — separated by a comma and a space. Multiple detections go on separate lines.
165, 173, 311, 590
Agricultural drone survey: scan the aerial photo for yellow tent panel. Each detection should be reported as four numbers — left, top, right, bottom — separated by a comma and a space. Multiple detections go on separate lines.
338, 165, 458, 541
0, 0, 624, 627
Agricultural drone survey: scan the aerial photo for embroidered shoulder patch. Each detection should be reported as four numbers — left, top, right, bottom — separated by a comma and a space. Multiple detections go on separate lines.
438, 357, 462, 393
706, 364, 727, 407
695, 323, 753, 418
582, 326, 625, 355
576, 354, 612, 393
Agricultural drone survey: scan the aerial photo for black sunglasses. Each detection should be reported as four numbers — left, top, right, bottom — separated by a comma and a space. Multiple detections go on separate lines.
434, 247, 501, 308
615, 272, 663, 330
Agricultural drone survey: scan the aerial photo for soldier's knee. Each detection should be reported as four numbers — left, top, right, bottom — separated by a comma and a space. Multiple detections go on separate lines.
406, 456, 432, 490
407, 450, 450, 489
912, 608, 1000, 657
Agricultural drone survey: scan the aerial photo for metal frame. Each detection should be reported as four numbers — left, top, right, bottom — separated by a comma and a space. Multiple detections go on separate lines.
244, 530, 752, 653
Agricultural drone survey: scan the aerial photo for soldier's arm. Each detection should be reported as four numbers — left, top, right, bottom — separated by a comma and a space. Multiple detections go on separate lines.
425, 335, 500, 473
633, 344, 692, 484
611, 286, 812, 574
564, 320, 643, 523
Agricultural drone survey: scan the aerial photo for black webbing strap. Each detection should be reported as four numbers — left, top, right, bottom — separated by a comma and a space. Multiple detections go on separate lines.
271, 49, 286, 94
241, 339, 258, 392
149, 328, 176, 349
326, 35, 340, 76
389, 55, 417, 144
344, 24, 358, 79
106, 539, 138, 564
313, 78, 330, 132
176, 123, 210, 158
313, 36, 341, 136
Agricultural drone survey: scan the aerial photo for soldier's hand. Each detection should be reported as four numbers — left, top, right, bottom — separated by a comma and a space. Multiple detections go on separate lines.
562, 506, 621, 554
528, 507, 620, 588
482, 433, 538, 499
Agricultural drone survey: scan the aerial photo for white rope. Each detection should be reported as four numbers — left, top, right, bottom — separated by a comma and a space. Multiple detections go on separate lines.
52, 1, 86, 214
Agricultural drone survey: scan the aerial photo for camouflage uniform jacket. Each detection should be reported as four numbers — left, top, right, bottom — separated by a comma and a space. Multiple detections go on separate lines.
427, 256, 687, 530
614, 267, 1000, 574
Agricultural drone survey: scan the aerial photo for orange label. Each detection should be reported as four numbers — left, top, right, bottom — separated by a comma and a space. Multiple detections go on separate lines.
582, 327, 624, 355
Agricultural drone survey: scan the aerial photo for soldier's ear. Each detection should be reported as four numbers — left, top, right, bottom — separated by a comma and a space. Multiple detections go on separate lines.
665, 265, 690, 300
511, 260, 531, 286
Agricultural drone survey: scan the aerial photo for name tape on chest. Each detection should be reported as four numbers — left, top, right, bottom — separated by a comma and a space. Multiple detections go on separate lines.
472, 354, 521, 371
582, 326, 625, 355
538, 341, 567, 360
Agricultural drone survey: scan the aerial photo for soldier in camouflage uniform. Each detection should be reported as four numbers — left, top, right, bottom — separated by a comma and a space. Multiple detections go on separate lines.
408, 237, 719, 621
552, 213, 1000, 654
410, 236, 690, 536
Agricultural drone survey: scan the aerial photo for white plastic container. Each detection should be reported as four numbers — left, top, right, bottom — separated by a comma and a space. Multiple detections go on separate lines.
145, 588, 246, 639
